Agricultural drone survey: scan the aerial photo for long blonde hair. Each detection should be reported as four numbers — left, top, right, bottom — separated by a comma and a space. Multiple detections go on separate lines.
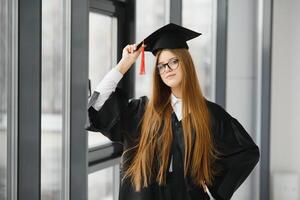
123, 48, 215, 191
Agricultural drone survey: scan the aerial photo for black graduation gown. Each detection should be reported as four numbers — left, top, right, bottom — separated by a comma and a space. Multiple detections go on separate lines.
86, 88, 260, 200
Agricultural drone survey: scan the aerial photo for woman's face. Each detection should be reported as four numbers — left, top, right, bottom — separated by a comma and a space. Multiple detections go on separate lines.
157, 50, 183, 89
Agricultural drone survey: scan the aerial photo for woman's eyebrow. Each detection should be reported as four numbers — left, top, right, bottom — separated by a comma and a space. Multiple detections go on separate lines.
157, 57, 177, 64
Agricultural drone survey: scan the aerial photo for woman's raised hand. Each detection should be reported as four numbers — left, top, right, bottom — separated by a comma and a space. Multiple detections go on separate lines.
117, 44, 143, 75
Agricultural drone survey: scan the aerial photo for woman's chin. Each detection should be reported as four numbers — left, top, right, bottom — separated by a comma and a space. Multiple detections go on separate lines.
164, 80, 180, 88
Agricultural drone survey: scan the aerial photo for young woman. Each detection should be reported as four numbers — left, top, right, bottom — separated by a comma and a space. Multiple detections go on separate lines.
86, 23, 259, 200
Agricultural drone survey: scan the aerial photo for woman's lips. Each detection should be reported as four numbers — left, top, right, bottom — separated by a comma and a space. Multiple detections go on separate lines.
165, 74, 176, 79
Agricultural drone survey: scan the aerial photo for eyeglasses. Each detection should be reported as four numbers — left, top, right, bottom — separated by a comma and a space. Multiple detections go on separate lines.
156, 58, 179, 74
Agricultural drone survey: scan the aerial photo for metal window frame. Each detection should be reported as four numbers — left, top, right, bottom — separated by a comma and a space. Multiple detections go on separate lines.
215, 0, 228, 108
88, 143, 123, 172
259, 0, 273, 199
170, 0, 182, 24
62, 0, 72, 199
6, 0, 19, 199
70, 0, 89, 199
18, 0, 41, 199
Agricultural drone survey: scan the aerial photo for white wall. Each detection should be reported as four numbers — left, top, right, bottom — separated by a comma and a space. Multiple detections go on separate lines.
270, 0, 300, 199
226, 0, 260, 199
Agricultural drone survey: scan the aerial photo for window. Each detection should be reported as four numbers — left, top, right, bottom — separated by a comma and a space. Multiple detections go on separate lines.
88, 12, 117, 148
87, 1, 129, 199
182, 0, 217, 101
88, 165, 119, 200
41, 0, 70, 198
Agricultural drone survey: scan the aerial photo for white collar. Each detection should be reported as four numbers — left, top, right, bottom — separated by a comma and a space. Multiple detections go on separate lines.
171, 93, 182, 121
171, 93, 181, 106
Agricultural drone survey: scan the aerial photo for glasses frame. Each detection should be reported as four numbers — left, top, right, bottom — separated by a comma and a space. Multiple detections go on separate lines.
156, 57, 179, 74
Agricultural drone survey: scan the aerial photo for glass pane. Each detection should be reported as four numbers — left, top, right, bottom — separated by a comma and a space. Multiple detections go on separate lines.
89, 165, 119, 200
0, 0, 8, 198
271, 1, 300, 200
135, 0, 168, 98
41, 0, 66, 199
88, 12, 117, 148
182, 0, 217, 100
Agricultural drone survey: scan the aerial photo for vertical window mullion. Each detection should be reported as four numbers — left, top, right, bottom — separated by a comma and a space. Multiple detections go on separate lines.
70, 0, 88, 199
18, 0, 42, 199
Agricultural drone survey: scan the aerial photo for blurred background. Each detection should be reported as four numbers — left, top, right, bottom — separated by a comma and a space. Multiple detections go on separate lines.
0, 0, 299, 199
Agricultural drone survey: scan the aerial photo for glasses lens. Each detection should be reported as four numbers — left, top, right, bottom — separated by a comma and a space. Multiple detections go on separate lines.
169, 58, 179, 69
157, 64, 165, 74
157, 58, 179, 74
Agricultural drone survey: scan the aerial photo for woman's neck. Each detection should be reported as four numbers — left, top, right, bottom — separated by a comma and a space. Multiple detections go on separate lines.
171, 85, 182, 99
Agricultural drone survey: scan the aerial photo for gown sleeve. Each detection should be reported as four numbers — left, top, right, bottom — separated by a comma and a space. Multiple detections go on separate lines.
206, 101, 260, 200
85, 87, 148, 144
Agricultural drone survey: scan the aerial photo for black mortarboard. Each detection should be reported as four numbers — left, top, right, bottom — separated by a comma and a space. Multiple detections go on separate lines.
136, 23, 201, 74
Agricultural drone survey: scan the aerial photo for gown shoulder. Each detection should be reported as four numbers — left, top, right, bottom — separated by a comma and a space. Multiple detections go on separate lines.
86, 87, 148, 144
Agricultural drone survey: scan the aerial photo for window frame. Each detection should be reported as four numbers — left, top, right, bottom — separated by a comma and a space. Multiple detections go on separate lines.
87, 0, 136, 172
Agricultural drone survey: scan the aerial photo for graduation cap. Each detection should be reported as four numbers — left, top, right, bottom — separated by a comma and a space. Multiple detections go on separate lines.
136, 23, 201, 74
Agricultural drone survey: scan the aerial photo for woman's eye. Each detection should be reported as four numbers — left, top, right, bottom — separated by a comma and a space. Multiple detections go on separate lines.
170, 59, 178, 65
157, 65, 163, 70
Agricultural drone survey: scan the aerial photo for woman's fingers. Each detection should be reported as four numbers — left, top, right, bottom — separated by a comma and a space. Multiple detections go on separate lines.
124, 43, 146, 54
126, 45, 131, 53
121, 43, 144, 63
128, 45, 132, 53
128, 44, 140, 53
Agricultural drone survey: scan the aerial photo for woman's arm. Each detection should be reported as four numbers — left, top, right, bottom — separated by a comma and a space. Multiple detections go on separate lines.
86, 44, 146, 143
91, 67, 123, 111
91, 44, 142, 111
206, 100, 260, 200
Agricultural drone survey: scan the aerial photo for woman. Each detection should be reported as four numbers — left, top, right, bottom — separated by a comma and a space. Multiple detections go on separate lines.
86, 23, 259, 200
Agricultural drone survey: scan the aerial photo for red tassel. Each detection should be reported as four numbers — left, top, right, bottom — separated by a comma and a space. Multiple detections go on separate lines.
139, 43, 145, 75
